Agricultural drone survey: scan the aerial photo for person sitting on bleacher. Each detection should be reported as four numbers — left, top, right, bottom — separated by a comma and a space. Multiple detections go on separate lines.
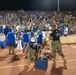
64, 25, 68, 36
4, 25, 10, 36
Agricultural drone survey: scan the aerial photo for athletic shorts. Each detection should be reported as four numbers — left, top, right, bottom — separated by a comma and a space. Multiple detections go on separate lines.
9, 42, 15, 47
23, 42, 29, 47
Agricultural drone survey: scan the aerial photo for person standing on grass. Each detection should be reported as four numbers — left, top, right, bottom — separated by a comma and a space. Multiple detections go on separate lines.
7, 30, 15, 55
50, 25, 66, 66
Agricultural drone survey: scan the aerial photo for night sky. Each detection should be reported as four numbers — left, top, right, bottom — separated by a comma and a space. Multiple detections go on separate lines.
0, 0, 76, 11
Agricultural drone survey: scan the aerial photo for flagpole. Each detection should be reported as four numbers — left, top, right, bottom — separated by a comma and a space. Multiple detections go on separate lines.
58, 0, 60, 11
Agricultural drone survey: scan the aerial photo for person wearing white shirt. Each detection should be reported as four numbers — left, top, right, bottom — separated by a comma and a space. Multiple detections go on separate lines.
64, 25, 68, 36
16, 25, 21, 31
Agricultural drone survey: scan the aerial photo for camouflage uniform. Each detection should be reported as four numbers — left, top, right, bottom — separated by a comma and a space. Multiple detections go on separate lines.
51, 40, 65, 60
28, 47, 36, 60
50, 25, 66, 65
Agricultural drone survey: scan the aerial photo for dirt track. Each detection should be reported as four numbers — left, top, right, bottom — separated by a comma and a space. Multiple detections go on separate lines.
0, 44, 76, 75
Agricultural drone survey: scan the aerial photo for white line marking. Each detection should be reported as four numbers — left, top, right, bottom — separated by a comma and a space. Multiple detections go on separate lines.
49, 59, 76, 63
69, 46, 76, 48
55, 52, 76, 55
64, 52, 76, 55
64, 45, 76, 48
0, 59, 76, 69
0, 64, 26, 69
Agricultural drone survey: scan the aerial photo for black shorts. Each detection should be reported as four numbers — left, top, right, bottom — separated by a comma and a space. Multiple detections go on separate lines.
9, 42, 15, 47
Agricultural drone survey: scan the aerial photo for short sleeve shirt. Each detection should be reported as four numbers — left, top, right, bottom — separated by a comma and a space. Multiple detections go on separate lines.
7, 32, 15, 42
23, 33, 30, 42
50, 29, 60, 41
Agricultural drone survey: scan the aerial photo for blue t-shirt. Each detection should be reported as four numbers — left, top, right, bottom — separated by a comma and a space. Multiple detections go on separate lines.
4, 27, 10, 34
23, 33, 29, 42
33, 26, 37, 32
30, 31, 34, 37
37, 32, 43, 43
0, 26, 3, 33
7, 32, 15, 42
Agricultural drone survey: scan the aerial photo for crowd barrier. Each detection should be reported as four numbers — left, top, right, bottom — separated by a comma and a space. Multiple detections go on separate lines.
1, 35, 76, 48
0, 40, 8, 48
46, 35, 76, 45
60, 35, 76, 44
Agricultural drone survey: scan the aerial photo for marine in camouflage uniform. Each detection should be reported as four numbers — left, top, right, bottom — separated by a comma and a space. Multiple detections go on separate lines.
50, 25, 66, 66
25, 46, 36, 64
28, 46, 36, 60
51, 41, 65, 60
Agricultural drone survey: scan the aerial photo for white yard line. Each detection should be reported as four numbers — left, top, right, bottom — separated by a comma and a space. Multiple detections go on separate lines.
0, 59, 76, 69
64, 45, 76, 48
64, 52, 76, 54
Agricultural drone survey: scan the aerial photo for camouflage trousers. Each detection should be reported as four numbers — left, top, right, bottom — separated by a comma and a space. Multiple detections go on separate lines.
28, 47, 36, 60
51, 40, 65, 59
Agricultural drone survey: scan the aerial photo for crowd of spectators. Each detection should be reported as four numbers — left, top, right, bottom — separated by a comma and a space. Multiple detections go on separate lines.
0, 10, 76, 35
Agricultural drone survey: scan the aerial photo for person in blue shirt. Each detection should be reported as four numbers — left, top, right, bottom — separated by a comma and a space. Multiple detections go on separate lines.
23, 30, 36, 64
37, 28, 43, 56
0, 25, 3, 33
30, 28, 34, 38
4, 25, 10, 36
7, 30, 15, 55
37, 28, 43, 44
22, 30, 30, 54
0, 25, 3, 49
58, 26, 64, 36
33, 26, 37, 32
